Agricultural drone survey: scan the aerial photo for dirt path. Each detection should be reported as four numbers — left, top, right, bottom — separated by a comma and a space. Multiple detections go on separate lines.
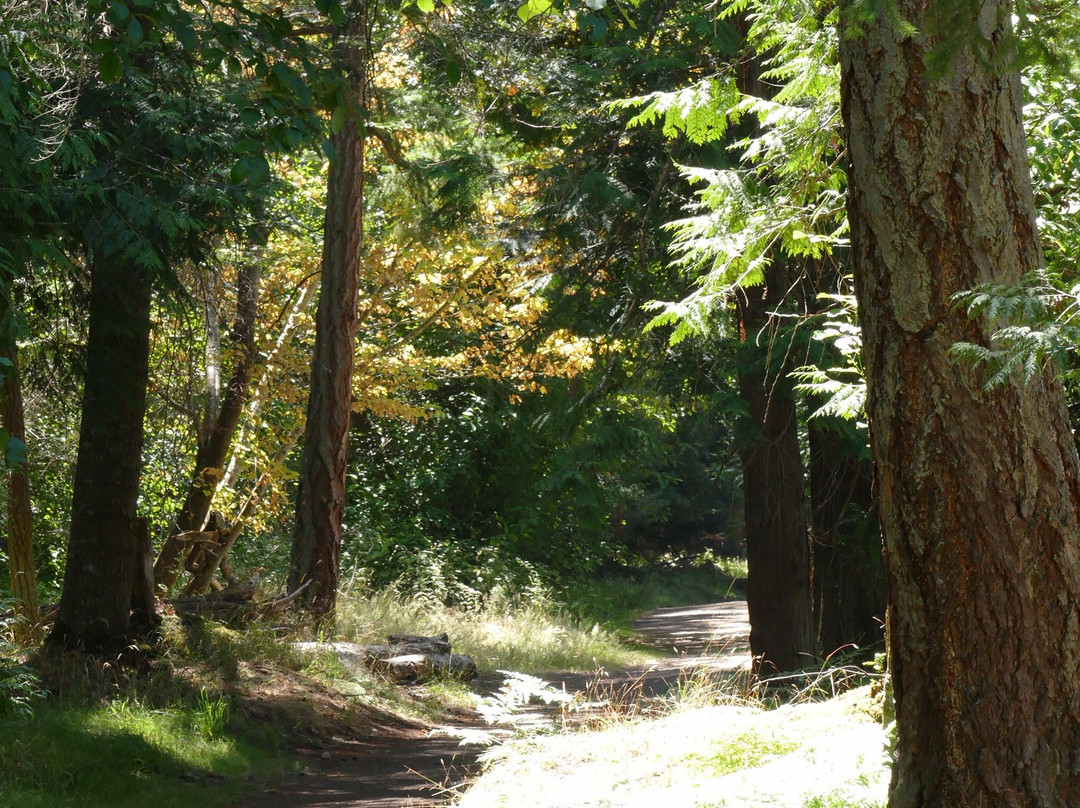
232, 600, 750, 808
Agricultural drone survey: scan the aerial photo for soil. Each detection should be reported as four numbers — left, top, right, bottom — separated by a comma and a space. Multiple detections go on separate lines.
229, 599, 750, 808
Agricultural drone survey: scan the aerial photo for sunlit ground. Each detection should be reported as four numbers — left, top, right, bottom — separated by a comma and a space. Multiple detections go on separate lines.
455, 688, 889, 808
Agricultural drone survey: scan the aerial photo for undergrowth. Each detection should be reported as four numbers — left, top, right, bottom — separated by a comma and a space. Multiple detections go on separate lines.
335, 583, 657, 674
334, 550, 743, 674
0, 614, 295, 808
559, 551, 746, 635
1, 555, 758, 808
0, 696, 280, 808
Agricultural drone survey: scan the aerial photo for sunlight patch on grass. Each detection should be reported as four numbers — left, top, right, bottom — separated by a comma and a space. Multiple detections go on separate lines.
690, 729, 799, 776
335, 585, 656, 674
454, 689, 888, 808
0, 698, 280, 808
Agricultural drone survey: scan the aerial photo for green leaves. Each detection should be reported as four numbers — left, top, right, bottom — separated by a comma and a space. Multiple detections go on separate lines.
518, 0, 553, 23
614, 1, 847, 344
614, 78, 741, 145
98, 52, 123, 82
315, 0, 347, 23
950, 274, 1080, 390
3, 433, 27, 469
330, 104, 346, 135
230, 155, 272, 185
792, 293, 867, 423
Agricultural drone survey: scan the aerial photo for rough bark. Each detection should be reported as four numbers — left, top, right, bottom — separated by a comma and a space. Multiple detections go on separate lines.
736, 261, 816, 675
839, 3, 1080, 805
288, 17, 366, 619
154, 262, 260, 595
50, 256, 153, 650
0, 323, 42, 646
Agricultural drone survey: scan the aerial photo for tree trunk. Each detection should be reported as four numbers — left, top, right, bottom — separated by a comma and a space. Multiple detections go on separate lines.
203, 263, 223, 435
183, 431, 298, 596
49, 256, 153, 651
803, 264, 885, 656
288, 18, 366, 620
736, 261, 815, 675
839, 3, 1080, 805
0, 318, 42, 646
154, 262, 260, 595
807, 413, 883, 655
729, 12, 815, 677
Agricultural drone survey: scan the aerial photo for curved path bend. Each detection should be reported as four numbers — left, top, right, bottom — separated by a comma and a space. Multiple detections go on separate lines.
233, 599, 750, 808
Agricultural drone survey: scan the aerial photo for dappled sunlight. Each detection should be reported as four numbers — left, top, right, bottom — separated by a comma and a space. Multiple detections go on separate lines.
456, 693, 888, 808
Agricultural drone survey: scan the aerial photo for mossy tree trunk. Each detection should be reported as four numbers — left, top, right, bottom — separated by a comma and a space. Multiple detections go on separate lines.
839, 2, 1080, 804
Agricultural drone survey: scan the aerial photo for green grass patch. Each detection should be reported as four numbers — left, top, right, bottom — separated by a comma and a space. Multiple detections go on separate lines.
692, 729, 799, 775
168, 617, 300, 680
0, 696, 285, 808
802, 793, 885, 808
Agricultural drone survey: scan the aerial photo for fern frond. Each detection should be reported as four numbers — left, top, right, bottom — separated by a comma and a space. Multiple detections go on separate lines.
612, 77, 741, 145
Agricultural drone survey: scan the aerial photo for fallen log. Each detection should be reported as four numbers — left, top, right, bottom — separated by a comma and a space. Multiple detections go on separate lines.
168, 580, 311, 621
371, 652, 478, 683
293, 634, 477, 684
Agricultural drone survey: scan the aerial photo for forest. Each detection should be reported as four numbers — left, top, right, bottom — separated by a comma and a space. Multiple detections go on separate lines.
2, 0, 1080, 806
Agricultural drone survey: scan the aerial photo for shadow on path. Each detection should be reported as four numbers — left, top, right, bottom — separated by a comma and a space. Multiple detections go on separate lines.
231, 600, 750, 808
232, 734, 478, 808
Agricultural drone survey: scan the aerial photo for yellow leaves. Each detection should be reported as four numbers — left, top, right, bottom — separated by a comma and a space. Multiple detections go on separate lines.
347, 236, 594, 414
352, 394, 431, 422
371, 37, 414, 91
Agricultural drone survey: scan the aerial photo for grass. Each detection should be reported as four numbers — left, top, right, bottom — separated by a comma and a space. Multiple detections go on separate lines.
559, 552, 747, 637
335, 584, 658, 674
690, 728, 799, 775
1, 561, 714, 808
295, 640, 478, 722
0, 554, 759, 808
333, 551, 746, 675
0, 612, 319, 808
0, 695, 285, 808
453, 682, 890, 808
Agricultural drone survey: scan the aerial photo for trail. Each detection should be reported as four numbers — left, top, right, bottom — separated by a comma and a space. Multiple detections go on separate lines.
231, 600, 750, 808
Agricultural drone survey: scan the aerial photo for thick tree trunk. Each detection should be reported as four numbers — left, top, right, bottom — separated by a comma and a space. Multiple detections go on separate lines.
840, 3, 1080, 805
288, 24, 366, 619
0, 322, 42, 646
154, 262, 260, 595
807, 413, 883, 655
736, 262, 815, 675
50, 256, 153, 650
